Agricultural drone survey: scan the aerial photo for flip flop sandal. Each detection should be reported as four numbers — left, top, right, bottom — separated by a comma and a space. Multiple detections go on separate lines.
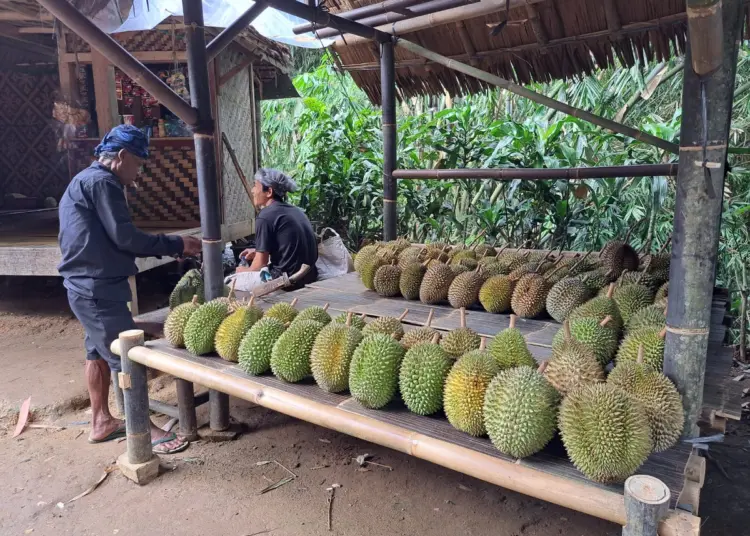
88, 425, 127, 444
152, 432, 189, 455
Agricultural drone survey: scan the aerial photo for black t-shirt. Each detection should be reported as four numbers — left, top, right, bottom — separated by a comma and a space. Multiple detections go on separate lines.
255, 201, 318, 287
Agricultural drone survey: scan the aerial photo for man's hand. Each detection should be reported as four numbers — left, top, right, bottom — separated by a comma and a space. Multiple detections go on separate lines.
239, 248, 256, 261
181, 236, 202, 257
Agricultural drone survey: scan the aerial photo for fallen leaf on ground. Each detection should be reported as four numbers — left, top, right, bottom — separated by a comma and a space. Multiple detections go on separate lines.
68, 466, 115, 503
13, 397, 32, 438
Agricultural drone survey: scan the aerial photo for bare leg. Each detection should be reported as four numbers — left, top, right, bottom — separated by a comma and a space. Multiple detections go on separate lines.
86, 359, 124, 441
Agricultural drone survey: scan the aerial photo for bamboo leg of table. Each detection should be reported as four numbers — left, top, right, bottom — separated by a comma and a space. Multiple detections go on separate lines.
176, 378, 199, 440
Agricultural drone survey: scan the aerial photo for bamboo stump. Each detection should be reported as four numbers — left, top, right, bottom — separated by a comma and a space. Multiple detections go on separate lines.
176, 378, 198, 440
117, 329, 160, 485
622, 475, 670, 536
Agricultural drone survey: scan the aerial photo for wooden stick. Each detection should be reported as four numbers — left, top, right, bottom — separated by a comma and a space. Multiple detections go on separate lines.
323, 303, 330, 312
426, 309, 435, 327
563, 320, 572, 341
346, 311, 353, 327
221, 132, 253, 202
459, 307, 467, 329
431, 332, 441, 344
398, 309, 409, 321
479, 337, 487, 351
118, 343, 698, 535
606, 283, 616, 299
290, 298, 299, 308
509, 314, 517, 330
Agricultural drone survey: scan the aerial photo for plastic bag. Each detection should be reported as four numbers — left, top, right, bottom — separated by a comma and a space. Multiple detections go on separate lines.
316, 228, 353, 281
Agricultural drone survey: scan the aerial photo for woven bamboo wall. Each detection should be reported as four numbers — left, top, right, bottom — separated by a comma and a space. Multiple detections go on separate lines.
67, 27, 187, 54
0, 69, 70, 202
70, 139, 200, 226
217, 49, 255, 227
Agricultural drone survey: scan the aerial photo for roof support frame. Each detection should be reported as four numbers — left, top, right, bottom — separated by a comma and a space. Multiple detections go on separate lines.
293, 0, 422, 34
205, 1, 267, 61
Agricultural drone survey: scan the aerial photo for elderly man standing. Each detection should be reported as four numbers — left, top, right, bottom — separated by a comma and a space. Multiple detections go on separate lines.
58, 125, 201, 454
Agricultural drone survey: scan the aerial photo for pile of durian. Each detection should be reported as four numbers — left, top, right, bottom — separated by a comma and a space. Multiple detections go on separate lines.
162, 236, 680, 485
354, 237, 669, 321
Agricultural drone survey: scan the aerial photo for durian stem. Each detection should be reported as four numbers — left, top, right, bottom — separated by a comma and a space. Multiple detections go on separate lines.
600, 315, 612, 328
656, 234, 672, 256
398, 309, 410, 321
459, 307, 467, 329
426, 308, 435, 327
467, 229, 487, 249
563, 320, 572, 341
658, 327, 667, 339
323, 303, 330, 312
191, 295, 198, 305
543, 261, 566, 281
248, 295, 255, 307
637, 257, 652, 284
606, 283, 616, 299
495, 245, 508, 258
537, 361, 549, 374
290, 298, 299, 308
509, 314, 517, 330
228, 278, 237, 300
346, 311, 353, 327
479, 337, 487, 351
567, 250, 592, 274
430, 332, 440, 344
637, 344, 645, 364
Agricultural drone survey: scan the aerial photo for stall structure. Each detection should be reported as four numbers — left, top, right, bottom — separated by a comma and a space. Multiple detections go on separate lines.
31, 0, 747, 534
0, 6, 294, 314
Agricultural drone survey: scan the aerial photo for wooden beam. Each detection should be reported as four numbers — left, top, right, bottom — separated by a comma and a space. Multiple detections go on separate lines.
341, 12, 691, 72
0, 11, 53, 21
455, 21, 477, 65
525, 3, 549, 48
92, 49, 119, 136
0, 21, 55, 56
18, 26, 54, 33
62, 50, 188, 64
56, 26, 80, 103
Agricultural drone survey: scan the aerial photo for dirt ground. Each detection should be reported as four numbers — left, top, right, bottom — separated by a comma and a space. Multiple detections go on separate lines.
1, 275, 749, 536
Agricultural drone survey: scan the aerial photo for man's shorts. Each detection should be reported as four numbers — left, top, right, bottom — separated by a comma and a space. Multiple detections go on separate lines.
67, 290, 135, 373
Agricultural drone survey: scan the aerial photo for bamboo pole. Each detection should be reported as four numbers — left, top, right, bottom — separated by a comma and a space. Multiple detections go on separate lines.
382, 39, 398, 241
118, 330, 152, 464
113, 342, 699, 536
294, 0, 423, 33
206, 1, 267, 61
393, 165, 677, 180
394, 39, 679, 155
664, 0, 742, 438
686, 0, 724, 76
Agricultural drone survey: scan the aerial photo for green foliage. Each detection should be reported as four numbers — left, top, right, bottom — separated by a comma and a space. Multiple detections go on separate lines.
262, 52, 750, 345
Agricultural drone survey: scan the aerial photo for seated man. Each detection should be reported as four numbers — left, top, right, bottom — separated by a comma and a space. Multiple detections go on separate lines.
58, 124, 201, 453
234, 168, 318, 290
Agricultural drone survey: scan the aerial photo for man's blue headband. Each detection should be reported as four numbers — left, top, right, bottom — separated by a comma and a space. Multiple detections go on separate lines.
94, 124, 150, 159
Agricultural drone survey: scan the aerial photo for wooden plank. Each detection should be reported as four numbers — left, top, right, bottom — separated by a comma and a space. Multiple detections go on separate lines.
56, 28, 80, 103
61, 51, 188, 64
91, 49, 118, 136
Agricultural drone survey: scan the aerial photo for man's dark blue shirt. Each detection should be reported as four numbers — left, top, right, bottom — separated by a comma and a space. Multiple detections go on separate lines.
58, 162, 184, 301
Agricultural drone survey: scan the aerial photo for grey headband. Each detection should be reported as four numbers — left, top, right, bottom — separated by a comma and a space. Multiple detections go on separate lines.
255, 168, 297, 196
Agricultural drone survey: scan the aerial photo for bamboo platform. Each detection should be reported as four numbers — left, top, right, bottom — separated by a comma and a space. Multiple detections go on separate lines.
113, 337, 703, 535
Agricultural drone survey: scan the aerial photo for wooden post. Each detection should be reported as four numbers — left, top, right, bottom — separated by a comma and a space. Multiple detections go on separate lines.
176, 378, 198, 440
91, 49, 119, 136
381, 39, 397, 241
56, 28, 79, 103
182, 0, 230, 431
663, 0, 742, 437
111, 370, 125, 416
118, 330, 152, 464
622, 475, 671, 536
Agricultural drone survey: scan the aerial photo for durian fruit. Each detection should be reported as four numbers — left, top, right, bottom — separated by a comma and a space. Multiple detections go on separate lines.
354, 243, 381, 272
561, 251, 596, 278
487, 314, 535, 370
577, 268, 616, 291
333, 311, 367, 331
237, 317, 287, 375
510, 264, 560, 319
292, 303, 332, 326
613, 279, 654, 325
544, 322, 605, 395
440, 308, 481, 358
457, 257, 479, 271
398, 245, 424, 267
400, 260, 428, 300
349, 333, 405, 409
616, 326, 667, 371
215, 297, 265, 362
483, 363, 560, 458
502, 250, 531, 272
169, 269, 204, 309
270, 319, 325, 383
508, 261, 546, 283
386, 237, 412, 254
654, 282, 669, 308
546, 276, 594, 323
443, 339, 499, 436
360, 252, 387, 290
310, 312, 364, 393
568, 284, 624, 332
641, 236, 671, 283
419, 263, 456, 304
598, 238, 639, 278
627, 304, 666, 334
183, 298, 231, 355
450, 248, 477, 265
424, 244, 451, 263
399, 333, 453, 415
165, 295, 201, 348
608, 345, 683, 452
478, 274, 514, 313
265, 298, 299, 324
362, 309, 408, 340
551, 315, 618, 367
558, 383, 652, 483
448, 266, 486, 309
618, 268, 659, 294
450, 264, 470, 276
374, 261, 403, 297
474, 243, 496, 257
401, 309, 440, 350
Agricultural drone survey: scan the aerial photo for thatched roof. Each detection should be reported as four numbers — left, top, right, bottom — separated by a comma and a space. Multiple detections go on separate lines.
330, 0, 750, 104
